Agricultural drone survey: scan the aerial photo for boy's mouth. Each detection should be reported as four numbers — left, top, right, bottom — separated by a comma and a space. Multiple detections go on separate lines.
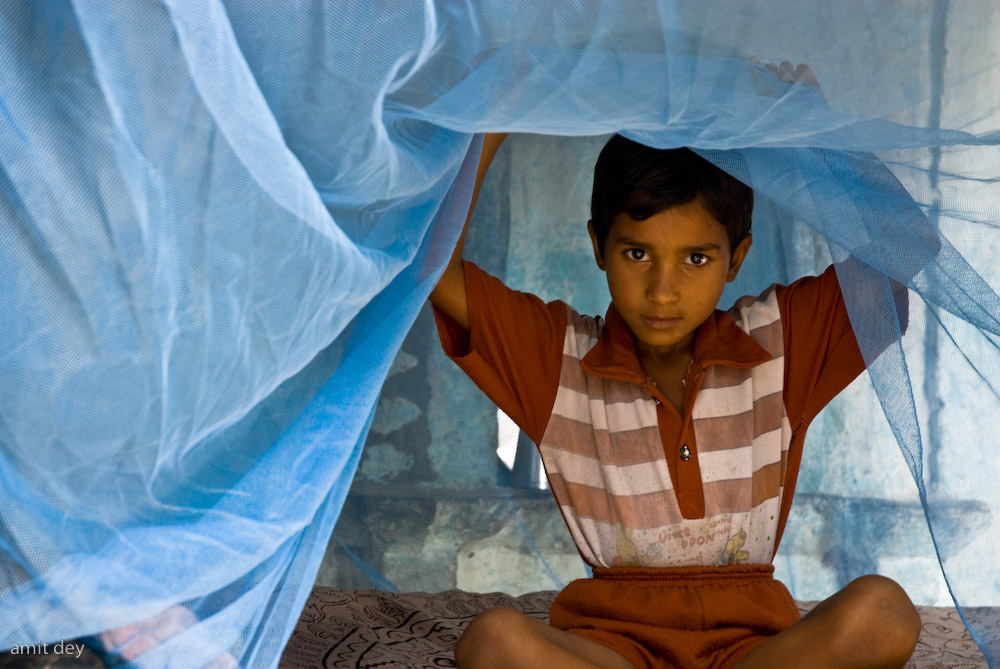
641, 315, 682, 329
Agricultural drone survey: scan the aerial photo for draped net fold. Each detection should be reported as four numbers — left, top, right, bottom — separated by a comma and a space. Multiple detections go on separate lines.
1, 1, 998, 666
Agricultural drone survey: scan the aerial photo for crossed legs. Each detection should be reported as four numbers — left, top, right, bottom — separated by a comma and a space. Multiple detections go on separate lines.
454, 575, 920, 669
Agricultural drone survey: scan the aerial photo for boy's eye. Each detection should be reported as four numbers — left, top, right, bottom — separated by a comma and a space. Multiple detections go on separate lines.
687, 253, 708, 266
627, 248, 647, 261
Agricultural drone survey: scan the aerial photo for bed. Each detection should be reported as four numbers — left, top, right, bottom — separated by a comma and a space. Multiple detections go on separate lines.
0, 588, 994, 667
280, 587, 998, 669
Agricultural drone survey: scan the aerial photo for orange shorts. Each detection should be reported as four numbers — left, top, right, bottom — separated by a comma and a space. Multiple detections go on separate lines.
548, 564, 801, 669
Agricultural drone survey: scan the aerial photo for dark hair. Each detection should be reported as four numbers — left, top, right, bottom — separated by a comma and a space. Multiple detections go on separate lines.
590, 135, 753, 257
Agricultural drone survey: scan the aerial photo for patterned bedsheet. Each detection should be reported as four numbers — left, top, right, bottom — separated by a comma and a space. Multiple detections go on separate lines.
0, 588, 994, 667
280, 587, 998, 669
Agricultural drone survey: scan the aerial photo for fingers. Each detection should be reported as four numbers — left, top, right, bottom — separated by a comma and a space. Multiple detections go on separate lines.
794, 63, 819, 87
772, 61, 797, 84
750, 57, 820, 88
778, 61, 794, 82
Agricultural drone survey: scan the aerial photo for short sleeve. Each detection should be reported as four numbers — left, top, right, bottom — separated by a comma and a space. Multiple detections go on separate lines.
432, 260, 568, 444
777, 264, 866, 431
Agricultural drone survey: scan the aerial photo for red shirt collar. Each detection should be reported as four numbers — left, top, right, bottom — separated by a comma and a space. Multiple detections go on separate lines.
579, 303, 773, 384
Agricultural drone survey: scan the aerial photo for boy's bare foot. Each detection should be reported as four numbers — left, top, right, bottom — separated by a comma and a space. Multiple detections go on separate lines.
733, 574, 921, 669
99, 605, 238, 667
454, 607, 637, 669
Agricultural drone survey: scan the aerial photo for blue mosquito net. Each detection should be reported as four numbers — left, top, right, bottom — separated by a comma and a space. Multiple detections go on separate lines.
2, 1, 999, 666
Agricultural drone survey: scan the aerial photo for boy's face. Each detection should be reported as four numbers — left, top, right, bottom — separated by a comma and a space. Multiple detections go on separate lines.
589, 196, 751, 362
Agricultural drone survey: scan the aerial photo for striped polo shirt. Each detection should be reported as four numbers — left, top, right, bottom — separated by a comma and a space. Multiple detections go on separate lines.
544, 289, 789, 567
434, 260, 866, 569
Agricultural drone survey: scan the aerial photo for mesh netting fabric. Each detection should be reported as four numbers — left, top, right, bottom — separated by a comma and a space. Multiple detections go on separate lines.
1, 2, 999, 666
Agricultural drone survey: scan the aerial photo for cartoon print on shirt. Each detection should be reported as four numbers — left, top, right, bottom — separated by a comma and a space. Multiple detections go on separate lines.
612, 523, 663, 567
718, 529, 751, 565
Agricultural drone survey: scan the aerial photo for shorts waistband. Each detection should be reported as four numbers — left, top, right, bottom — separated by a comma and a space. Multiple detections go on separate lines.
591, 564, 775, 585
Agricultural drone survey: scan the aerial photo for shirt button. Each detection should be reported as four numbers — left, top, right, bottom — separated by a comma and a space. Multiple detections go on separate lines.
652, 397, 662, 406
679, 445, 691, 461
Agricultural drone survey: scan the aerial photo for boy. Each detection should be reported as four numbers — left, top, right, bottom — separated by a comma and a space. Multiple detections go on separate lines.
429, 70, 921, 669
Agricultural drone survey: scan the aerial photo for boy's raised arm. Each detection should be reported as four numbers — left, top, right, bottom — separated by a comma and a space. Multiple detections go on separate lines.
429, 132, 507, 331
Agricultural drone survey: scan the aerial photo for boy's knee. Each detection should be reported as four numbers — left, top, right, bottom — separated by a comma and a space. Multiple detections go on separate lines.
838, 575, 922, 664
845, 575, 921, 631
454, 607, 533, 668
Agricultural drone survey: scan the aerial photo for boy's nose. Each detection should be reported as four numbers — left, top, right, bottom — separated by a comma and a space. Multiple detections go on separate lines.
646, 267, 680, 304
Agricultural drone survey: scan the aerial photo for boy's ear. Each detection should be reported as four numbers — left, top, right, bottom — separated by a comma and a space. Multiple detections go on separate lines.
587, 220, 607, 270
726, 234, 753, 282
